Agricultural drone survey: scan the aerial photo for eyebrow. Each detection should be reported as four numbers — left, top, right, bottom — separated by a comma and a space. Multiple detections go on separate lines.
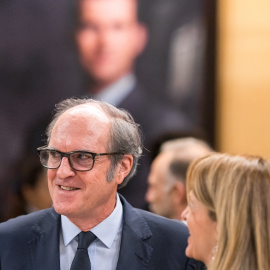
47, 147, 94, 153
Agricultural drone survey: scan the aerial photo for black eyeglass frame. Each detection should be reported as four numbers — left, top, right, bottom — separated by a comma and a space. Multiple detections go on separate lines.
37, 146, 124, 172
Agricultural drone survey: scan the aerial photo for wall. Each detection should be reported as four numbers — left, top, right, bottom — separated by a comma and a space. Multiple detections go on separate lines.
217, 0, 270, 158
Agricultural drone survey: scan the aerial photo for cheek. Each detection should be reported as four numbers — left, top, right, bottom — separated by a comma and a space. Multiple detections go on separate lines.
186, 217, 215, 262
47, 170, 54, 182
150, 189, 161, 203
114, 36, 136, 57
47, 171, 55, 190
77, 34, 95, 56
145, 188, 153, 202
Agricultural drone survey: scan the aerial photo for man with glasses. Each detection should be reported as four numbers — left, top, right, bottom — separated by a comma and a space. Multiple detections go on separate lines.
0, 98, 203, 270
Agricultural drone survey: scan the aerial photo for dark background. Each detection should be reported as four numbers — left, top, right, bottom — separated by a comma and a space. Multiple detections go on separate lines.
0, 0, 216, 221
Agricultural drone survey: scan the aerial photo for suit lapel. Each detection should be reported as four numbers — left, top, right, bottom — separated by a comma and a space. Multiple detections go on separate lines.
25, 199, 153, 270
116, 195, 153, 270
28, 208, 61, 270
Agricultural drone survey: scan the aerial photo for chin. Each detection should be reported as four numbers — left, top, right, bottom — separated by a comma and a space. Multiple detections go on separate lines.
53, 201, 74, 216
185, 244, 194, 259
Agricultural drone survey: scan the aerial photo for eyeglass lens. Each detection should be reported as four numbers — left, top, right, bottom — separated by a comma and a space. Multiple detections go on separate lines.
39, 150, 94, 171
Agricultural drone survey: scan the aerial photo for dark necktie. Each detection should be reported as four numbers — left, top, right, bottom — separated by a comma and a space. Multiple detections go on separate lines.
70, 231, 97, 270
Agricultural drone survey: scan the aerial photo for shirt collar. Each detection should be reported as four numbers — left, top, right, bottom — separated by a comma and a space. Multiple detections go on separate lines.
61, 193, 123, 249
93, 74, 136, 106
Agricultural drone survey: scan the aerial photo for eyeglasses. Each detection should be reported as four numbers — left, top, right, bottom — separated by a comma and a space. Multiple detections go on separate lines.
37, 146, 123, 172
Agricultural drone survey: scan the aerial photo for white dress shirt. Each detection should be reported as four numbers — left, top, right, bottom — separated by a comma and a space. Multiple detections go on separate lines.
59, 194, 123, 270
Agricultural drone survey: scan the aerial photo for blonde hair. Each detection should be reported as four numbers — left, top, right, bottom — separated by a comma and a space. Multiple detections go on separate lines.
186, 153, 270, 270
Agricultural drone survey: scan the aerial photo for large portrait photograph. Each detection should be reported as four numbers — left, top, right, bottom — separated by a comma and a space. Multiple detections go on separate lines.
0, 0, 216, 221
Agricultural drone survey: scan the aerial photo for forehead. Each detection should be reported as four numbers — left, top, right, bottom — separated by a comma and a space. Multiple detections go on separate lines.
79, 0, 137, 22
50, 104, 111, 150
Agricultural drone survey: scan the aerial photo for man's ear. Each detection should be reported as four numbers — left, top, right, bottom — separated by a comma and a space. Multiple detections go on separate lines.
172, 181, 187, 205
135, 23, 148, 56
115, 154, 133, 185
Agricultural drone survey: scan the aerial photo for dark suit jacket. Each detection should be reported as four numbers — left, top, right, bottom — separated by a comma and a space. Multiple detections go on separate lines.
0, 195, 203, 270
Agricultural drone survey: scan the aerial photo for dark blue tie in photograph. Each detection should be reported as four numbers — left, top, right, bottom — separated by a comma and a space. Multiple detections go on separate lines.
70, 231, 97, 270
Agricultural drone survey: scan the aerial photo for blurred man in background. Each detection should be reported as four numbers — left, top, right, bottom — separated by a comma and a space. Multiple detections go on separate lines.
75, 0, 193, 209
146, 137, 212, 220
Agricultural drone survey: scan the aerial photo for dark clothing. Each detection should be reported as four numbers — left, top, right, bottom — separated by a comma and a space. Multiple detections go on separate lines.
0, 195, 204, 270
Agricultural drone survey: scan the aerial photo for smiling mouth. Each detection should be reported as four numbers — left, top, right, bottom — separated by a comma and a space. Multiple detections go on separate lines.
59, 185, 79, 191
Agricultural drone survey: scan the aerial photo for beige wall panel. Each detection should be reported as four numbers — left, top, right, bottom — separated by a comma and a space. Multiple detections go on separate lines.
217, 0, 270, 158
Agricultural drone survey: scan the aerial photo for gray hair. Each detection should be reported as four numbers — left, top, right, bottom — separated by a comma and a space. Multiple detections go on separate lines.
169, 159, 190, 185
161, 137, 213, 188
161, 137, 213, 161
46, 97, 142, 188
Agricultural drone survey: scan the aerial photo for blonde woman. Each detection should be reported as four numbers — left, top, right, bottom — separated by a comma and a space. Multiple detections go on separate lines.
182, 153, 270, 270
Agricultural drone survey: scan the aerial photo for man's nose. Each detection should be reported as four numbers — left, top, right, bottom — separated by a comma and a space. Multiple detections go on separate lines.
56, 157, 76, 178
98, 28, 113, 46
